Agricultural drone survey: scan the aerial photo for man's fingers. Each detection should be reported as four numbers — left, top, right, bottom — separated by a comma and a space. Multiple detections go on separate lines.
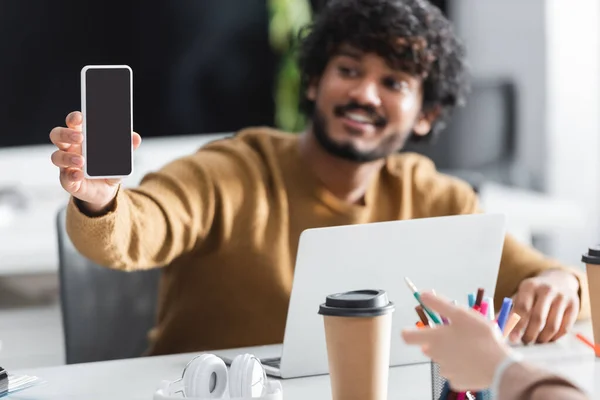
59, 168, 84, 193
50, 127, 83, 150
509, 317, 526, 343
509, 284, 536, 342
66, 111, 83, 130
52, 127, 139, 150
51, 150, 84, 169
537, 295, 567, 343
133, 132, 142, 149
104, 178, 122, 186
513, 281, 536, 315
551, 301, 578, 342
521, 286, 553, 344
419, 292, 462, 320
401, 326, 443, 346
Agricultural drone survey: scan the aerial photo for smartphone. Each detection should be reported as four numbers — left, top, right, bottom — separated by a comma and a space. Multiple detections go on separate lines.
81, 65, 133, 179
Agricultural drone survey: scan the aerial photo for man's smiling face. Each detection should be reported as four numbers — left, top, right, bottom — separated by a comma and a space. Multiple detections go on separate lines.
307, 44, 435, 162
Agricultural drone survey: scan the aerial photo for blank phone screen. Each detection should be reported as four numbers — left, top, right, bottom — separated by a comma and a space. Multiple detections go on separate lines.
84, 67, 132, 177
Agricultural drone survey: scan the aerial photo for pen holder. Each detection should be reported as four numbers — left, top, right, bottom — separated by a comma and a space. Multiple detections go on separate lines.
431, 362, 492, 400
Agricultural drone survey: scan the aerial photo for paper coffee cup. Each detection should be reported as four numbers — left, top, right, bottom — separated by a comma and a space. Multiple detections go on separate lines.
318, 289, 395, 400
582, 246, 600, 348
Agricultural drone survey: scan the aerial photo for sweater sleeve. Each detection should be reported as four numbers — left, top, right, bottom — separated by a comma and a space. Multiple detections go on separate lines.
498, 362, 588, 400
412, 157, 590, 319
65, 153, 221, 271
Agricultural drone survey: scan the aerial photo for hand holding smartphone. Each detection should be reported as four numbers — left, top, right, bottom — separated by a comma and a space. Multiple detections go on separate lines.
49, 65, 141, 215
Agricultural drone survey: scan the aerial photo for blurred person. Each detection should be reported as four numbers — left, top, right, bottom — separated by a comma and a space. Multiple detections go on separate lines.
49, 0, 589, 356
402, 292, 589, 400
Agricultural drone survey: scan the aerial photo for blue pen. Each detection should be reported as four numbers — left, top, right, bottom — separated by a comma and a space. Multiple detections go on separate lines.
468, 293, 475, 308
496, 297, 513, 332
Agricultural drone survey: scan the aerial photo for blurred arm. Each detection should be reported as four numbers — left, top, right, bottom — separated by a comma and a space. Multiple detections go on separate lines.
498, 361, 588, 400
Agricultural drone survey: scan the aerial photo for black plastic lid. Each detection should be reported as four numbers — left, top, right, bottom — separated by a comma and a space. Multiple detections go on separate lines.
582, 246, 600, 265
318, 289, 395, 317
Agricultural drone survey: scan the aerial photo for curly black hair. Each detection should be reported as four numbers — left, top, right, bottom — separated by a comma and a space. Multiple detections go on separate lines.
297, 0, 470, 142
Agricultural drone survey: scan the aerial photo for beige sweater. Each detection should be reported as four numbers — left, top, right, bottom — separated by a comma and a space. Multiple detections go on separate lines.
65, 127, 590, 356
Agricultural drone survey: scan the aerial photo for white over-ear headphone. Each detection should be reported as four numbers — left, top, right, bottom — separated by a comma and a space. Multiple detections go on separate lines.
153, 353, 283, 400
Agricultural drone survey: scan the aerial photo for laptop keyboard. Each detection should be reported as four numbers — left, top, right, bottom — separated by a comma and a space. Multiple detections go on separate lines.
260, 357, 281, 368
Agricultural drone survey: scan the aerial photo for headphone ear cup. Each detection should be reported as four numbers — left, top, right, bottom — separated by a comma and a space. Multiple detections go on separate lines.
232, 353, 260, 398
230, 354, 265, 398
241, 355, 255, 398
228, 354, 244, 398
184, 354, 228, 398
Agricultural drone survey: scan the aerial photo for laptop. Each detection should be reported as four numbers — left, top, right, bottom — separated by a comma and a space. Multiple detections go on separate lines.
216, 213, 506, 379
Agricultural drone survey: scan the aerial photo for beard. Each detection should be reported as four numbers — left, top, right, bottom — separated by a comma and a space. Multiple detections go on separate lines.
311, 104, 409, 163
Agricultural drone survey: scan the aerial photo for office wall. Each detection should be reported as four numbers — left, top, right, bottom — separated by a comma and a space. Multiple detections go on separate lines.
451, 0, 600, 264
450, 0, 547, 191
545, 0, 600, 263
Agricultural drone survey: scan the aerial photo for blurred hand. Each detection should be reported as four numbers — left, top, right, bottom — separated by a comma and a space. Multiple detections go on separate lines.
401, 292, 510, 391
50, 111, 141, 214
510, 269, 580, 344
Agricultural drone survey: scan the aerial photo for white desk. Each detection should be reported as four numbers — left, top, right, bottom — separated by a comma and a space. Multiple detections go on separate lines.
10, 323, 600, 399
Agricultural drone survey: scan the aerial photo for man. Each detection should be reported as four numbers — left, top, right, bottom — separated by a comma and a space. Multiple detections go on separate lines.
49, 0, 589, 356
